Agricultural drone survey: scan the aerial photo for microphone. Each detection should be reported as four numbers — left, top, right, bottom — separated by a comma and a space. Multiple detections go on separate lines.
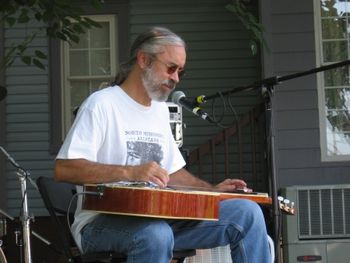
171, 91, 213, 123
0, 86, 7, 102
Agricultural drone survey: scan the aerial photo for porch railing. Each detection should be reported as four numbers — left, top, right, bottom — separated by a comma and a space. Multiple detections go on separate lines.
185, 103, 267, 191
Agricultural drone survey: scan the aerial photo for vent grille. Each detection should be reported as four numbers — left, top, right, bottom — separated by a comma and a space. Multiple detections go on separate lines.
297, 187, 350, 239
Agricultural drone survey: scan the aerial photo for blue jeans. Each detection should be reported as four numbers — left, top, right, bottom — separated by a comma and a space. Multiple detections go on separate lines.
81, 199, 271, 263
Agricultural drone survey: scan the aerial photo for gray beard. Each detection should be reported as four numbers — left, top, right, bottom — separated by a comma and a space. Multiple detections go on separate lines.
141, 66, 175, 102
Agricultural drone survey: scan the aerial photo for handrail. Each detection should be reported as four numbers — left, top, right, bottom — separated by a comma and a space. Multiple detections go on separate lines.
186, 103, 266, 187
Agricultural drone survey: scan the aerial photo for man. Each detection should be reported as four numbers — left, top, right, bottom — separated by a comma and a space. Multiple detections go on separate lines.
55, 26, 271, 263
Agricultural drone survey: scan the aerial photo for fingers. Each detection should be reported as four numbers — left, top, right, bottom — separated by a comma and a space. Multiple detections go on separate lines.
132, 161, 169, 188
215, 178, 253, 193
224, 178, 247, 187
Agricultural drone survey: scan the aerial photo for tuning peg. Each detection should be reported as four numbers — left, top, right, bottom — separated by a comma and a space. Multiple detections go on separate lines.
277, 196, 296, 215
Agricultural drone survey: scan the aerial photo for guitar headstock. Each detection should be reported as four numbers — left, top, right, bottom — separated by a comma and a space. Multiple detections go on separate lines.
278, 196, 296, 215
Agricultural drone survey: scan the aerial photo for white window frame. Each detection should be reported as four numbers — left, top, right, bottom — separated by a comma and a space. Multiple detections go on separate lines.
61, 14, 118, 135
314, 0, 350, 162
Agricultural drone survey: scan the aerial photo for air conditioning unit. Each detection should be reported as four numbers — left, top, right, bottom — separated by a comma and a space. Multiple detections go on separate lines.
184, 246, 231, 263
281, 184, 350, 263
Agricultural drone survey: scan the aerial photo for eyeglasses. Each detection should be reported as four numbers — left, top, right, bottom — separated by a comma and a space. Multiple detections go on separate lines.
154, 57, 186, 79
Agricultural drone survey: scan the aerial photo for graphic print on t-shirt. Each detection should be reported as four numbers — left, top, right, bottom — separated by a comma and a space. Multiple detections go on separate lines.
125, 130, 164, 166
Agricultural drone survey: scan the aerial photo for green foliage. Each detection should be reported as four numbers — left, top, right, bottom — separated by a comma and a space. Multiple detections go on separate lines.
0, 0, 103, 70
226, 0, 269, 55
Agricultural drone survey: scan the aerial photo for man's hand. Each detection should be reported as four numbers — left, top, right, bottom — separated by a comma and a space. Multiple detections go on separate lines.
214, 178, 252, 193
131, 161, 170, 188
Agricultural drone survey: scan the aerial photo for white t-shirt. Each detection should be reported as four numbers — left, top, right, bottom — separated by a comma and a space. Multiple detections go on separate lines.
56, 85, 186, 249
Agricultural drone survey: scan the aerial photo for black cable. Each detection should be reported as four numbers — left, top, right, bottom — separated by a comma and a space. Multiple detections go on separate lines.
66, 190, 104, 254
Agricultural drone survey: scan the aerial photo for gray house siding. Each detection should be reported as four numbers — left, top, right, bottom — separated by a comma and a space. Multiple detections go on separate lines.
1, 18, 50, 216
261, 0, 350, 188
0, 24, 6, 210
1, 0, 262, 216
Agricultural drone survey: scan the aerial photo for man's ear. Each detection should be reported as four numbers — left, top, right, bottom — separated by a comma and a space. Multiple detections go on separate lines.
136, 51, 151, 70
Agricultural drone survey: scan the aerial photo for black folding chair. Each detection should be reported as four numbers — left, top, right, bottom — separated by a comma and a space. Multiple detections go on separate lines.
36, 176, 195, 263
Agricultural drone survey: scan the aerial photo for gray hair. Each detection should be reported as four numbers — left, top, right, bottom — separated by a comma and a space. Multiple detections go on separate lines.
111, 27, 186, 85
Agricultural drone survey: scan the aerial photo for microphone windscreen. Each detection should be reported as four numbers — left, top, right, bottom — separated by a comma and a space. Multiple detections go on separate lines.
171, 91, 185, 105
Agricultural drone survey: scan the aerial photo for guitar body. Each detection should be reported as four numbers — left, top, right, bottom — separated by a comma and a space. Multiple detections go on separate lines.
83, 185, 221, 220
83, 184, 274, 220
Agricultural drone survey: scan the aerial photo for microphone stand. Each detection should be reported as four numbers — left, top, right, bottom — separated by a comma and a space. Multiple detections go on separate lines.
199, 59, 350, 263
0, 208, 61, 260
202, 59, 350, 100
0, 146, 33, 263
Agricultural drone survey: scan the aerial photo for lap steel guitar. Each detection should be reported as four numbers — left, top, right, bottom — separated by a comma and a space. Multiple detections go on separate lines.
82, 182, 273, 220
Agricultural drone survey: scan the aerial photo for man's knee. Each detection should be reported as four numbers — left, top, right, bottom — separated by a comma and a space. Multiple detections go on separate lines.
136, 221, 174, 251
221, 199, 266, 225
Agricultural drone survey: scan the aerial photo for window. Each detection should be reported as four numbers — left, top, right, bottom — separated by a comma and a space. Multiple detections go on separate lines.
61, 15, 117, 134
316, 0, 350, 161
49, 0, 129, 154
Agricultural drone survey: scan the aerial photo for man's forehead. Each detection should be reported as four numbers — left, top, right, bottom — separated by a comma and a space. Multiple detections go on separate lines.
160, 45, 186, 65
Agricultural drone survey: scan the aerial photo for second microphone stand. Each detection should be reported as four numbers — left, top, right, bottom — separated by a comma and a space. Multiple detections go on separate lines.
199, 59, 350, 263
0, 146, 33, 263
